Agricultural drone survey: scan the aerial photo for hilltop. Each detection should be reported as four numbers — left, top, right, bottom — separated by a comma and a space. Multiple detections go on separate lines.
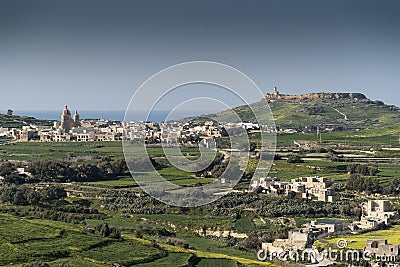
211, 90, 400, 132
0, 113, 53, 128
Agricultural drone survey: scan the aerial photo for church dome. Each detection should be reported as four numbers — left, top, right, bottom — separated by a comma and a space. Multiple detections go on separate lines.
63, 105, 71, 115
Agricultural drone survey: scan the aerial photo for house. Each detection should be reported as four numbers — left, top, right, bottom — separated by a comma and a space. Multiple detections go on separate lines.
307, 220, 344, 234
348, 218, 382, 231
348, 200, 396, 231
362, 200, 396, 224
292, 177, 337, 202
262, 229, 313, 252
251, 176, 337, 202
365, 239, 399, 257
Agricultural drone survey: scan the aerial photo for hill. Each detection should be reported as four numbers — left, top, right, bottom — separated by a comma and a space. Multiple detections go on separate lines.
0, 113, 53, 128
210, 92, 400, 132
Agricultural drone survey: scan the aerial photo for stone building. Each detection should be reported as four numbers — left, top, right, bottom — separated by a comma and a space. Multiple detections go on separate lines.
251, 176, 337, 202
365, 239, 399, 257
307, 220, 344, 234
363, 200, 396, 223
292, 177, 337, 202
60, 105, 79, 132
264, 91, 367, 101
262, 229, 313, 252
349, 200, 396, 231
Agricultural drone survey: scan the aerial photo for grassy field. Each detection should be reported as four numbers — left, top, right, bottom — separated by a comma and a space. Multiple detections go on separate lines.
234, 217, 256, 233
0, 214, 170, 266
325, 225, 400, 250
1, 213, 271, 266
3, 127, 399, 162
84, 175, 137, 188
268, 159, 347, 181
275, 127, 400, 147
0, 141, 123, 161
138, 214, 235, 230
178, 236, 257, 260
196, 258, 237, 267
135, 252, 193, 267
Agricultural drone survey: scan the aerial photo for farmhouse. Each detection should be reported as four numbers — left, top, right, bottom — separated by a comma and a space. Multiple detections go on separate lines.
365, 239, 399, 258
349, 200, 396, 231
251, 176, 337, 202
262, 229, 313, 252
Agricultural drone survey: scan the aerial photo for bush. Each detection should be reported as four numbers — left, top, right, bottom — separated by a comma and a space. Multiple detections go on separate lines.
287, 155, 304, 163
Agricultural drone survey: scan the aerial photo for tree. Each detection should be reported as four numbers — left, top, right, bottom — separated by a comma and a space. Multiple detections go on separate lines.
346, 174, 382, 194
94, 222, 121, 239
3, 173, 25, 185
389, 178, 400, 194
287, 154, 304, 163
100, 223, 110, 237
26, 189, 40, 205
347, 164, 378, 176
39, 185, 67, 203
7, 109, 13, 116
13, 191, 27, 205
0, 162, 14, 177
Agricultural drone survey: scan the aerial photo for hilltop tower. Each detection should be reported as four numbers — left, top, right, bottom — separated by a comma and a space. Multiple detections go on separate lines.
271, 86, 279, 96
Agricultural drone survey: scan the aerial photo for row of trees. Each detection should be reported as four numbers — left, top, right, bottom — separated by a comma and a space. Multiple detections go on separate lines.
346, 174, 383, 194
347, 163, 379, 176
345, 176, 400, 195
0, 185, 67, 205
1, 157, 128, 184
257, 197, 361, 218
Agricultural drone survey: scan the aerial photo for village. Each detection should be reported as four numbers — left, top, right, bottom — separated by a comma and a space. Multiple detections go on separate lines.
0, 105, 270, 144
257, 199, 399, 266
1, 104, 399, 266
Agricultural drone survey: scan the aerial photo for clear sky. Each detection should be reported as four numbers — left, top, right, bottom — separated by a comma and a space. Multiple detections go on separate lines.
1, 0, 399, 112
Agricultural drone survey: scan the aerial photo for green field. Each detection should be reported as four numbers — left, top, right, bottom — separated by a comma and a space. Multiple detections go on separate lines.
196, 258, 237, 267
234, 217, 256, 233
325, 225, 400, 250
0, 141, 123, 161
135, 253, 193, 267
0, 214, 169, 266
84, 176, 137, 188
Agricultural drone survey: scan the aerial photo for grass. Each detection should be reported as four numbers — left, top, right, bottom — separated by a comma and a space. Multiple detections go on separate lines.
135, 253, 193, 267
234, 217, 256, 233
0, 214, 166, 266
0, 214, 107, 265
78, 240, 165, 265
0, 213, 277, 266
85, 218, 136, 230
172, 177, 216, 186
178, 236, 257, 260
326, 225, 400, 250
275, 129, 400, 148
0, 141, 123, 161
138, 214, 234, 230
85, 176, 137, 188
196, 258, 237, 267
268, 159, 346, 180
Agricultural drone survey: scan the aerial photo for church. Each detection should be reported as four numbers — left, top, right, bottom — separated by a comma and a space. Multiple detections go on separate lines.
60, 105, 80, 131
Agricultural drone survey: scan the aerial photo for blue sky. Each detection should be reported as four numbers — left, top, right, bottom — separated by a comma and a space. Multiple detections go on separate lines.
0, 0, 399, 112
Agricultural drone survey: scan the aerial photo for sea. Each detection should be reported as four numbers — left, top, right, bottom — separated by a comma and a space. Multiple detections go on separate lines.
12, 110, 216, 122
